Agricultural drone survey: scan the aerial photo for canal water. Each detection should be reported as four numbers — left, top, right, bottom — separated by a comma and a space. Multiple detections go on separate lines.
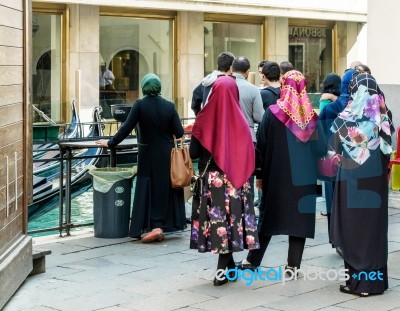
28, 162, 191, 237
28, 189, 95, 236
28, 179, 137, 237
28, 162, 261, 237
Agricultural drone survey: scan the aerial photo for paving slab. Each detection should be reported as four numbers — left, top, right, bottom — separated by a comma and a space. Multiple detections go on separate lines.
191, 288, 284, 311
3, 195, 400, 311
266, 287, 356, 311
121, 291, 214, 311
336, 290, 400, 311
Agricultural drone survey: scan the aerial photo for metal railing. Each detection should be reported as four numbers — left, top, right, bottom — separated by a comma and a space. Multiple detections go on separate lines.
29, 119, 138, 236
29, 118, 193, 236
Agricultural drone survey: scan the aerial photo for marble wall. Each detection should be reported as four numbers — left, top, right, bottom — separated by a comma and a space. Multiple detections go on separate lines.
69, 4, 99, 122
177, 11, 204, 118
367, 0, 400, 147
61, 3, 371, 120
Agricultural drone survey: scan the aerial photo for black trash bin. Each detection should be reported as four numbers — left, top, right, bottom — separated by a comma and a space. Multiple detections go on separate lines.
88, 166, 137, 238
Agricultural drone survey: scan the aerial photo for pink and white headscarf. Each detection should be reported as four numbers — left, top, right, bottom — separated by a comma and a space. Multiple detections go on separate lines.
269, 70, 318, 142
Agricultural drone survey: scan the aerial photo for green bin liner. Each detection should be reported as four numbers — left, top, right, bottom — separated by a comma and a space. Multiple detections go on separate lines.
88, 165, 137, 193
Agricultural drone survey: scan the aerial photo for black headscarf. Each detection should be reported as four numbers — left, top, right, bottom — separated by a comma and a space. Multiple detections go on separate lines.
322, 73, 341, 96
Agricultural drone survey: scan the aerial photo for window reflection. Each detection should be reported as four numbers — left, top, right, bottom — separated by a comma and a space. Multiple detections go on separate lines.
289, 26, 333, 93
204, 21, 262, 84
99, 16, 173, 118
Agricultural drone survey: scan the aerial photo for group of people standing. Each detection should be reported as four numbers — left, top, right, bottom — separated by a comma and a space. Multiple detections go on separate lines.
189, 55, 327, 286
188, 53, 394, 296
96, 51, 394, 297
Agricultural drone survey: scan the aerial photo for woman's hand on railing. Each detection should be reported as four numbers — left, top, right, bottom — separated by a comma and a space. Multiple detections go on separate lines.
95, 139, 109, 148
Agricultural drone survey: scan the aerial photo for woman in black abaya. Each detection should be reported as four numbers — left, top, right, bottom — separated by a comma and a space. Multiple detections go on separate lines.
97, 73, 186, 242
330, 73, 394, 296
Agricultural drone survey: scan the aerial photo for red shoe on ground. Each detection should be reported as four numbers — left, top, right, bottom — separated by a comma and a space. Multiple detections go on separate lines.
141, 228, 164, 243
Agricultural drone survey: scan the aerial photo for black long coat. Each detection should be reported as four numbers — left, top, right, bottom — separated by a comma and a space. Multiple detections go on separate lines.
108, 96, 185, 237
256, 109, 326, 238
330, 147, 390, 271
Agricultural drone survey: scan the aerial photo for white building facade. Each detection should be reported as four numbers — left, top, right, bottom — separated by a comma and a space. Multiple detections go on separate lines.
31, 0, 370, 121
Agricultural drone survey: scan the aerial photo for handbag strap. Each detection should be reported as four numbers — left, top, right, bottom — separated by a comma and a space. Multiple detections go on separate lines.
173, 135, 184, 149
200, 156, 212, 178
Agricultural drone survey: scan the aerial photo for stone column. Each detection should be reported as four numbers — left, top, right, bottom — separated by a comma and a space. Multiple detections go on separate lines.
264, 17, 289, 64
69, 4, 99, 122
177, 11, 204, 118
336, 21, 366, 74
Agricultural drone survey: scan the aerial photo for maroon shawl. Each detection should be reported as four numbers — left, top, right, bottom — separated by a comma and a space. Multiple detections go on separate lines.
191, 76, 255, 188
270, 70, 318, 142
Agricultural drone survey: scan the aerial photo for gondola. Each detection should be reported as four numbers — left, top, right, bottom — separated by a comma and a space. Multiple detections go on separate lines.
29, 106, 103, 221
32, 99, 83, 189
33, 99, 82, 165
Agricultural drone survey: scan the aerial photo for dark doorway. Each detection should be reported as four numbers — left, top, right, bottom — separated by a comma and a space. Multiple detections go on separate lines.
112, 49, 140, 103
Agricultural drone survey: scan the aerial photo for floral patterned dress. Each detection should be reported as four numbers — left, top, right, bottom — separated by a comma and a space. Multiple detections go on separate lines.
190, 170, 260, 254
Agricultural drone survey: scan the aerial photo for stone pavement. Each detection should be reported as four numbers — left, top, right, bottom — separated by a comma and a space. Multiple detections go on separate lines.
4, 192, 400, 311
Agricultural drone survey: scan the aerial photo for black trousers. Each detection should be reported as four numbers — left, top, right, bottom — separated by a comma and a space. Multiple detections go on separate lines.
247, 235, 306, 268
217, 253, 235, 270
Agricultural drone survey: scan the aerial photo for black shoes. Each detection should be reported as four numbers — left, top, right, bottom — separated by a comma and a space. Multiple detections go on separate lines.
339, 285, 370, 297
213, 276, 229, 286
235, 261, 257, 271
284, 265, 300, 278
213, 270, 236, 286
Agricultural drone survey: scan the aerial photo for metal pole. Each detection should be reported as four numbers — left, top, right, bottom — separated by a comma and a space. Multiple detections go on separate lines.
65, 149, 72, 236
59, 148, 64, 237
110, 149, 117, 167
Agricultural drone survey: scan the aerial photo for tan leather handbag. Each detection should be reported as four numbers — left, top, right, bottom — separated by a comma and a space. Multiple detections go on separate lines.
170, 137, 194, 188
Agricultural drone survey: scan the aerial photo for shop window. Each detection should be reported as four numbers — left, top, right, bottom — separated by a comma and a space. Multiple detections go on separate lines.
204, 21, 262, 84
289, 43, 304, 73
289, 26, 333, 93
99, 16, 173, 115
32, 13, 62, 123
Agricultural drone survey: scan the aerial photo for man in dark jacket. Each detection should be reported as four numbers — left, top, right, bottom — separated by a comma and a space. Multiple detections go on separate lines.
191, 51, 235, 116
259, 61, 281, 110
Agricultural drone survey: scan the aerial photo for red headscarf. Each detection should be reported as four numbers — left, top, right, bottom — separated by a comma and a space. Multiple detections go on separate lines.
191, 76, 255, 188
270, 70, 318, 142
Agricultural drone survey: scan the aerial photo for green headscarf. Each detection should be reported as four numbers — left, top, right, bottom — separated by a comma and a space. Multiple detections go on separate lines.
141, 73, 161, 97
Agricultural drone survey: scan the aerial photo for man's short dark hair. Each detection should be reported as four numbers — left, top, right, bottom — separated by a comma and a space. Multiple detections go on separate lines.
258, 60, 268, 69
354, 64, 371, 74
262, 61, 280, 82
280, 61, 294, 75
217, 52, 235, 72
232, 56, 250, 73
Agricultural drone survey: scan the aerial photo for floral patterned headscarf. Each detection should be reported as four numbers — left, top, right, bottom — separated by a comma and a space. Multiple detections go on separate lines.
270, 70, 318, 142
331, 73, 393, 165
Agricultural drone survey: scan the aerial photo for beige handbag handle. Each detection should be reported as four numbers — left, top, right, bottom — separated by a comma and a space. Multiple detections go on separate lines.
173, 136, 184, 149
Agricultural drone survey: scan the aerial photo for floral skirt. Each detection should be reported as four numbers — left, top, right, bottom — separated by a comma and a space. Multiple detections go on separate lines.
190, 171, 260, 254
